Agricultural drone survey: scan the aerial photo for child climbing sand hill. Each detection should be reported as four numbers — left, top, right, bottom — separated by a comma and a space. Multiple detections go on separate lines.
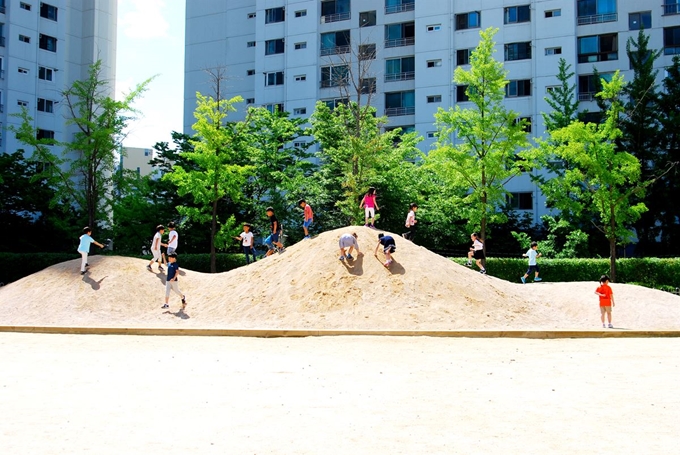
374, 233, 396, 267
466, 232, 487, 274
338, 232, 362, 261
77, 227, 105, 275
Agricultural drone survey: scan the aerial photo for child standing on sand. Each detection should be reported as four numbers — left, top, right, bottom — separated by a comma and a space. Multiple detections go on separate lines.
147, 225, 166, 272
374, 233, 396, 267
360, 187, 379, 228
298, 199, 314, 239
595, 274, 615, 328
167, 221, 179, 255
403, 203, 418, 241
234, 223, 257, 264
521, 241, 543, 283
162, 253, 186, 310
338, 232, 362, 261
77, 227, 105, 275
466, 232, 487, 274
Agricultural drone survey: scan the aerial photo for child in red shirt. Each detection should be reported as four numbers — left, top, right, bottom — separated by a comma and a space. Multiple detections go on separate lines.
595, 274, 615, 328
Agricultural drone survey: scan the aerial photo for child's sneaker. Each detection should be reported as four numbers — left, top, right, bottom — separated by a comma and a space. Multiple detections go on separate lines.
480, 269, 487, 275
465, 261, 472, 267
602, 323, 606, 328
346, 254, 354, 260
521, 276, 526, 284
534, 277, 542, 282
181, 296, 187, 309
81, 270, 86, 275
161, 304, 169, 309
304, 236, 310, 240
608, 323, 614, 328
370, 224, 376, 229
339, 255, 346, 261
146, 265, 152, 272
158, 266, 164, 272
364, 224, 370, 227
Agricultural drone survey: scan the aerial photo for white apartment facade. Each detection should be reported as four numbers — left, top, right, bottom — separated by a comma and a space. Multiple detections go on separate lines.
0, 0, 117, 156
184, 0, 680, 224
120, 146, 156, 177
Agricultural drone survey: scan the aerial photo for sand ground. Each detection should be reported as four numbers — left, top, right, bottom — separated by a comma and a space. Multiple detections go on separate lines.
1, 333, 678, 455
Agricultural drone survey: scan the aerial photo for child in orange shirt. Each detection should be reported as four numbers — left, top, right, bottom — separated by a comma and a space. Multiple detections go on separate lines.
595, 274, 615, 328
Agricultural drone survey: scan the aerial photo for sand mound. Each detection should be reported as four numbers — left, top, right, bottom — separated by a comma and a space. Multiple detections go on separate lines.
1, 226, 679, 330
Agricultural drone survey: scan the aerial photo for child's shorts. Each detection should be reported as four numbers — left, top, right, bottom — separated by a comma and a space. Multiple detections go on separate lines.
151, 249, 162, 261
383, 244, 396, 254
526, 265, 540, 275
303, 219, 313, 228
365, 207, 375, 218
600, 305, 612, 314
473, 250, 485, 260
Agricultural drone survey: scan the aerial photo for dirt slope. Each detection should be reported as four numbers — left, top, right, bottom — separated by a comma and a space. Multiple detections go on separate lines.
1, 226, 678, 329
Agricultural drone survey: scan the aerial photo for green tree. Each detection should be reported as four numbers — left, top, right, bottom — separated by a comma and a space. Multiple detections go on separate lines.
164, 93, 254, 272
526, 72, 646, 281
430, 27, 529, 249
14, 60, 152, 228
543, 58, 580, 132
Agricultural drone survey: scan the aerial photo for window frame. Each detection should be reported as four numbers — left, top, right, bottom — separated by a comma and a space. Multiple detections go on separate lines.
455, 11, 481, 30
504, 5, 531, 24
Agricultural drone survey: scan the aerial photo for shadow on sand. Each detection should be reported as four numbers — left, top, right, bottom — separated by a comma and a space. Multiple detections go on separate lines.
341, 254, 364, 276
373, 255, 406, 275
163, 308, 190, 320
82, 273, 108, 290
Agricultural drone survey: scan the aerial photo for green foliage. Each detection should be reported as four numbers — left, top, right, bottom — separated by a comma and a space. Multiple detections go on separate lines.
0, 253, 80, 284
511, 215, 589, 259
430, 27, 529, 245
543, 58, 580, 132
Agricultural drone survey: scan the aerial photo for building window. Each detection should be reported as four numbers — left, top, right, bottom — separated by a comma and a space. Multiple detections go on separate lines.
455, 12, 480, 30
427, 24, 442, 32
247, 12, 256, 19
293, 107, 307, 115
37, 129, 55, 140
578, 33, 618, 63
384, 21, 415, 48
39, 33, 57, 52
20, 2, 31, 10
385, 90, 415, 116
38, 66, 53, 81
385, 0, 414, 14
457, 49, 471, 65
629, 11, 652, 30
515, 117, 532, 133
505, 42, 531, 61
578, 73, 613, 101
360, 77, 377, 94
664, 0, 680, 15
295, 10, 307, 18
427, 59, 442, 68
427, 95, 442, 103
577, 0, 617, 25
18, 67, 29, 74
506, 79, 531, 97
247, 41, 256, 48
294, 42, 307, 50
546, 85, 559, 93
294, 74, 307, 82
40, 2, 58, 21
18, 100, 29, 107
426, 131, 437, 139
321, 0, 351, 23
456, 85, 469, 102
265, 38, 285, 55
144, 149, 151, 157
246, 98, 255, 104
37, 98, 54, 113
265, 71, 284, 86
504, 5, 530, 24
545, 9, 561, 18
385, 56, 415, 82
320, 65, 349, 88
545, 47, 562, 55
293, 141, 307, 148
19, 34, 31, 43
265, 7, 285, 24
359, 10, 376, 27
664, 26, 680, 54
264, 103, 284, 113
508, 192, 533, 210
359, 43, 376, 60
247, 69, 255, 76
323, 98, 348, 109
320, 30, 350, 56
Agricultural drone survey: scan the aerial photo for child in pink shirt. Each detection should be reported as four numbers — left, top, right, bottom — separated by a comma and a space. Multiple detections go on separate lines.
359, 187, 379, 228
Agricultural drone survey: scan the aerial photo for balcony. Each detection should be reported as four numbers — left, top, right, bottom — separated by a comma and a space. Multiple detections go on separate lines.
578, 51, 618, 63
578, 92, 596, 102
385, 37, 415, 48
577, 13, 617, 25
664, 3, 680, 15
384, 71, 415, 82
321, 12, 350, 23
0, 6, 5, 14
385, 106, 415, 116
320, 45, 351, 56
386, 3, 415, 14
0, 36, 4, 47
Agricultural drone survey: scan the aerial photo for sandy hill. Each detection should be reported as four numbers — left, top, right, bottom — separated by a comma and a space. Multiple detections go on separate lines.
1, 226, 679, 330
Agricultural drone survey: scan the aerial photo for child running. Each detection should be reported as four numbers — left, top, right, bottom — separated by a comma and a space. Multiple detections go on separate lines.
264, 207, 284, 256
521, 241, 543, 283
403, 203, 418, 241
595, 274, 615, 328
162, 253, 186, 310
374, 233, 396, 267
167, 221, 179, 254
338, 232, 362, 261
234, 223, 257, 264
147, 225, 166, 272
359, 187, 379, 228
77, 226, 105, 275
466, 232, 487, 274
298, 199, 314, 239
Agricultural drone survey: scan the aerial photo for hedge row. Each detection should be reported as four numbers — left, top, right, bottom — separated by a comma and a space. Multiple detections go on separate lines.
451, 257, 680, 290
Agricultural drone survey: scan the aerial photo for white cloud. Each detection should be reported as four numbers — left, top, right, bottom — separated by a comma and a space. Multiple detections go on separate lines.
120, 0, 170, 39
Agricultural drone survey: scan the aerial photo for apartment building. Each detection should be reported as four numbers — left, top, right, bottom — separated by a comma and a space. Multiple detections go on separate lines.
184, 0, 680, 223
0, 0, 117, 156
120, 146, 156, 177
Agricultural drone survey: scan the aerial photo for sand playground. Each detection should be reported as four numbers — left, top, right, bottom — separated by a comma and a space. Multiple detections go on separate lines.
1, 226, 679, 331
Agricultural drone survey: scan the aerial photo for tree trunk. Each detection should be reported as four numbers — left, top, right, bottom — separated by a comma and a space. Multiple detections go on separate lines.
609, 237, 617, 283
210, 195, 218, 274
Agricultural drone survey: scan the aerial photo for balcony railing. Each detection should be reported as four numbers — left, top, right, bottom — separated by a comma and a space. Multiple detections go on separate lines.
321, 12, 350, 23
386, 2, 415, 14
384, 71, 415, 82
320, 45, 350, 56
664, 3, 680, 15
385, 106, 415, 116
577, 13, 617, 25
577, 52, 618, 63
578, 92, 595, 102
384, 37, 415, 48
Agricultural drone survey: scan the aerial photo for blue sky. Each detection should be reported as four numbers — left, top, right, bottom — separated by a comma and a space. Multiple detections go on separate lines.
115, 0, 185, 149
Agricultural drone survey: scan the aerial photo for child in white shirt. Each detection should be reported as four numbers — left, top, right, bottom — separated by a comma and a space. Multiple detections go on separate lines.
235, 223, 257, 264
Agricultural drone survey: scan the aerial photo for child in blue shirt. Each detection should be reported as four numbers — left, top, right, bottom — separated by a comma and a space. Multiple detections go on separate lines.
162, 253, 186, 310
521, 241, 543, 283
77, 227, 105, 275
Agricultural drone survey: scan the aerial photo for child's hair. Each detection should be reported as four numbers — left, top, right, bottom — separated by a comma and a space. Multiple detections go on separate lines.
600, 274, 610, 283
168, 221, 176, 229
367, 187, 376, 195
471, 232, 480, 240
530, 241, 538, 248
410, 203, 418, 209
352, 232, 358, 238
168, 253, 177, 259
266, 206, 274, 212
243, 223, 251, 228
378, 233, 384, 239
82, 226, 91, 234
156, 224, 165, 232
297, 199, 306, 205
